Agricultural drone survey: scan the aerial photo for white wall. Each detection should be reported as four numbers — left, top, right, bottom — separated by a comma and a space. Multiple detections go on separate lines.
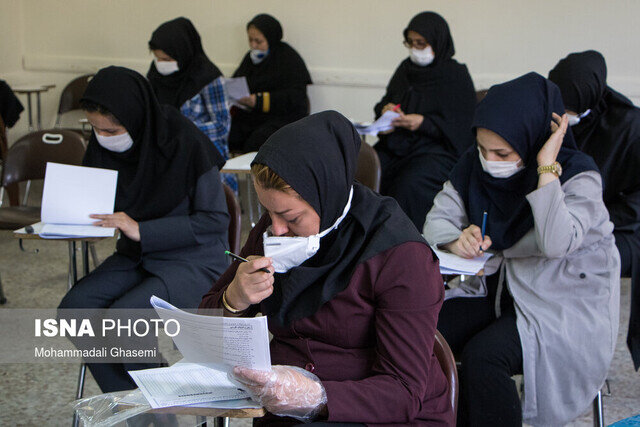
3, 0, 640, 143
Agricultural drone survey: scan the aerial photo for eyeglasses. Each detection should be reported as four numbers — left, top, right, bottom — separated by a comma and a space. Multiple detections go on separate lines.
403, 39, 429, 49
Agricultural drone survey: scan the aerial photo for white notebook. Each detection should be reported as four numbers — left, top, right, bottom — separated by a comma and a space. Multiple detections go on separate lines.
39, 162, 117, 238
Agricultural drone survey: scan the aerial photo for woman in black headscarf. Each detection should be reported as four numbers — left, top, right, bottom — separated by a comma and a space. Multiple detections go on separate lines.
425, 73, 619, 426
0, 80, 24, 129
201, 111, 454, 425
147, 17, 237, 190
549, 50, 640, 370
58, 66, 230, 392
228, 13, 312, 153
374, 11, 476, 231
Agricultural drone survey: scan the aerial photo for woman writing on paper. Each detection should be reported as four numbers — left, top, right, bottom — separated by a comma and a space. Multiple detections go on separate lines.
374, 11, 476, 230
147, 17, 236, 191
201, 111, 453, 425
228, 14, 312, 153
549, 50, 640, 370
424, 73, 619, 426
58, 66, 230, 392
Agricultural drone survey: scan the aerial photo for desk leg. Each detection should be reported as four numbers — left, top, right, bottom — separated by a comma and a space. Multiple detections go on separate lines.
213, 417, 229, 427
67, 241, 77, 290
70, 242, 90, 427
246, 175, 256, 228
36, 92, 42, 130
26, 93, 34, 131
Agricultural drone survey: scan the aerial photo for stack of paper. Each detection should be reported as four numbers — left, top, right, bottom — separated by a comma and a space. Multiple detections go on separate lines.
431, 246, 493, 275
353, 111, 400, 136
39, 162, 117, 238
127, 296, 271, 409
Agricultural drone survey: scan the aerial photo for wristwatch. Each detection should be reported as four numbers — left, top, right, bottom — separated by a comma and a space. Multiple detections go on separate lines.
537, 161, 563, 177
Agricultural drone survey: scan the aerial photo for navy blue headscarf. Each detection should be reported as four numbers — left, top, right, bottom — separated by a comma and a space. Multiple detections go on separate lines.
449, 72, 598, 250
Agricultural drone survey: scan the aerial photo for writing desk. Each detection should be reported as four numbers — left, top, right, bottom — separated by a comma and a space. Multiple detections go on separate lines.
222, 152, 261, 227
14, 223, 109, 427
13, 84, 56, 131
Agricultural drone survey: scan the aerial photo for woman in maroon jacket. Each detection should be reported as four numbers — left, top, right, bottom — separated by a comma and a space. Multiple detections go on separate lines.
200, 110, 451, 426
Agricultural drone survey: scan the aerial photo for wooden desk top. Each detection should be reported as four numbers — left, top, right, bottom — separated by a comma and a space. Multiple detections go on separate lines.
14, 222, 111, 243
149, 406, 265, 418
13, 84, 56, 93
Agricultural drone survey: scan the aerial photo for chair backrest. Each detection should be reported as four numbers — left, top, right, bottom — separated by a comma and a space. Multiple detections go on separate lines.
1, 130, 86, 200
476, 89, 488, 104
56, 74, 94, 119
434, 329, 458, 423
0, 114, 6, 163
355, 141, 381, 192
223, 183, 242, 254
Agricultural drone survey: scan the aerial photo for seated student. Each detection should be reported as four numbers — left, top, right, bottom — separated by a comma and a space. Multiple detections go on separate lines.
228, 14, 312, 154
374, 11, 476, 231
147, 17, 236, 191
0, 79, 24, 129
424, 73, 620, 426
200, 111, 453, 426
58, 66, 230, 392
549, 50, 640, 370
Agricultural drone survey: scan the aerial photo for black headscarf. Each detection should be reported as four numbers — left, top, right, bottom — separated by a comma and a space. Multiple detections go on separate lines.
403, 11, 455, 65
549, 50, 640, 229
252, 111, 429, 326
233, 14, 311, 119
377, 12, 475, 157
0, 80, 24, 128
82, 66, 225, 223
147, 17, 222, 108
247, 14, 283, 47
449, 72, 598, 251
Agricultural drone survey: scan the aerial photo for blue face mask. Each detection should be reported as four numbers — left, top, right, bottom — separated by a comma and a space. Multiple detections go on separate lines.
567, 109, 591, 126
250, 49, 269, 64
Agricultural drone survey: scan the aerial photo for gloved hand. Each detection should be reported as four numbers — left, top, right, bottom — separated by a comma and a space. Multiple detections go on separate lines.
229, 365, 327, 421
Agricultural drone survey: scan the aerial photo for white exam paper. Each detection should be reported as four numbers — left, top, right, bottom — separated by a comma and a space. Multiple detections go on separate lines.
354, 111, 400, 136
150, 296, 271, 371
128, 362, 248, 409
223, 77, 250, 101
39, 163, 117, 237
432, 246, 493, 275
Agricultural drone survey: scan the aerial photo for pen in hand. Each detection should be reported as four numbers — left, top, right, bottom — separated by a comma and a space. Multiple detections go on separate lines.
480, 211, 488, 252
225, 250, 271, 273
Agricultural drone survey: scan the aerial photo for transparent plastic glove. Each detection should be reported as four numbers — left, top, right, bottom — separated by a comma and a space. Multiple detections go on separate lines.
229, 365, 327, 422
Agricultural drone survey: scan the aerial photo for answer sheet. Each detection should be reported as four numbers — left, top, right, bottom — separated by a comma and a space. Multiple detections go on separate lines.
223, 77, 251, 101
431, 245, 493, 275
150, 296, 271, 371
128, 362, 249, 408
353, 111, 400, 136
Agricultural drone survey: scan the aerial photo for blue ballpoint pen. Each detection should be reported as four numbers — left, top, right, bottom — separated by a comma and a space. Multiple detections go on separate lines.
480, 211, 488, 251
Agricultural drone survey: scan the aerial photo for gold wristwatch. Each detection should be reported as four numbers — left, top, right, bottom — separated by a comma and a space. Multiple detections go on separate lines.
537, 161, 562, 177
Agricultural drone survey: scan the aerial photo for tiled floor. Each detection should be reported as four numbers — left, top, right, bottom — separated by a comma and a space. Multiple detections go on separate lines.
0, 181, 637, 426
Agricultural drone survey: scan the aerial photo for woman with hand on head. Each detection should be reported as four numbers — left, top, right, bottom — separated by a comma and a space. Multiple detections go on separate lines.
147, 17, 237, 191
58, 66, 230, 392
374, 11, 476, 231
424, 73, 620, 426
201, 111, 453, 425
228, 13, 312, 154
549, 50, 640, 370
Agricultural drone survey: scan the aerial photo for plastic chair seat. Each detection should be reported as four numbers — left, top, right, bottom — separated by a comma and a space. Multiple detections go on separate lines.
0, 206, 40, 229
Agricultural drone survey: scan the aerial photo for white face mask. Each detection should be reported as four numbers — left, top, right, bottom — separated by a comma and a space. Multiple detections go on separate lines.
154, 58, 179, 76
95, 131, 134, 153
263, 186, 353, 273
409, 46, 435, 66
567, 109, 591, 126
250, 49, 269, 64
478, 146, 524, 178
